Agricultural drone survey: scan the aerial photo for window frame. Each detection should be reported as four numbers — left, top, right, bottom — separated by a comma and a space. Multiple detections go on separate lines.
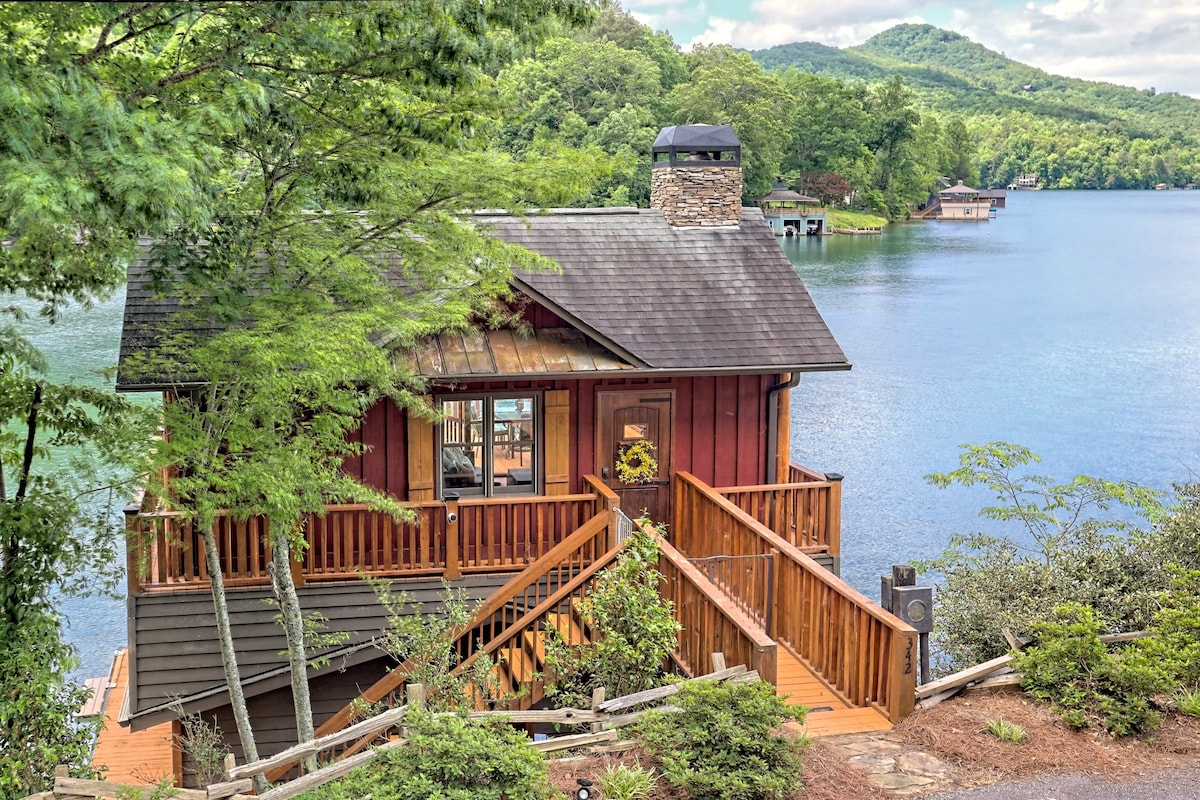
435, 391, 541, 499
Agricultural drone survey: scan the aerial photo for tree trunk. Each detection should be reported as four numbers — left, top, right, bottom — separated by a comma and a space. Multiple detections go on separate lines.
201, 522, 268, 793
269, 518, 317, 774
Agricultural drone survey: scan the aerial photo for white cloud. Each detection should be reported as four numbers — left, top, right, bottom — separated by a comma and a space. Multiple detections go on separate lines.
624, 0, 1200, 96
686, 0, 929, 50
951, 0, 1200, 96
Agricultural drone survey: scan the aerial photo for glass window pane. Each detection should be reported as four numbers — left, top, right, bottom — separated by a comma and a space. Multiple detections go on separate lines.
491, 396, 536, 492
442, 444, 483, 490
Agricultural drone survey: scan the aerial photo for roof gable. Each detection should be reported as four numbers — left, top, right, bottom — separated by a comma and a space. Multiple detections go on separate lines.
481, 207, 847, 373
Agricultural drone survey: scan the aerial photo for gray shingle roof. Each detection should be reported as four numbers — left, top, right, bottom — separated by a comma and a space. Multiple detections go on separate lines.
484, 207, 848, 373
117, 208, 848, 389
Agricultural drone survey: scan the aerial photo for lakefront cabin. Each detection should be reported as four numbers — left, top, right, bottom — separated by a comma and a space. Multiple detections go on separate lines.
937, 181, 994, 221
104, 125, 917, 787
756, 180, 827, 236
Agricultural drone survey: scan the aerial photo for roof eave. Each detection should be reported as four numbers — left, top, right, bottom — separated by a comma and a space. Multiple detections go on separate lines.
424, 361, 852, 385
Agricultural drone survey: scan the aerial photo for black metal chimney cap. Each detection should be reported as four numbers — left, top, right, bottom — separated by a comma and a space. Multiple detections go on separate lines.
652, 124, 741, 167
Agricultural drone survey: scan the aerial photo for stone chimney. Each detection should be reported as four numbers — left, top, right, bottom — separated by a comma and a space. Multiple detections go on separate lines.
650, 124, 742, 227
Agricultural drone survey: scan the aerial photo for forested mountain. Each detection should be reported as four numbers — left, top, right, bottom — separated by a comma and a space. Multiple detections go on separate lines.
752, 24, 1200, 190
491, 9, 1200, 222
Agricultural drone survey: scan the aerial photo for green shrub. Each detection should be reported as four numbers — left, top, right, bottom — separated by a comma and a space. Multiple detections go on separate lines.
299, 712, 551, 800
637, 680, 806, 800
598, 762, 657, 800
1014, 603, 1170, 736
982, 717, 1027, 743
544, 528, 680, 707
1175, 688, 1200, 718
918, 443, 1173, 673
1137, 569, 1200, 689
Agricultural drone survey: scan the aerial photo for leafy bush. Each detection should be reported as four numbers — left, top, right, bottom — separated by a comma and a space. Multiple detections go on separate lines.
982, 717, 1027, 743
367, 580, 505, 711
1014, 603, 1169, 736
1136, 569, 1200, 689
300, 712, 551, 800
598, 762, 657, 800
1, 622, 99, 799
637, 680, 806, 800
544, 528, 680, 707
918, 443, 1175, 672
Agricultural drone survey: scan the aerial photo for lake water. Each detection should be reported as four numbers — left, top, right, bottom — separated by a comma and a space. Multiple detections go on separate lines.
20, 190, 1200, 679
784, 190, 1200, 596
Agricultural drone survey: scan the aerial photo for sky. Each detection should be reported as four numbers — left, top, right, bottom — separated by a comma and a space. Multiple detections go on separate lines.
623, 0, 1200, 98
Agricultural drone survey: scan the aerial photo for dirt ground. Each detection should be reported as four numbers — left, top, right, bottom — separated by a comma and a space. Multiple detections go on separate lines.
545, 692, 1200, 799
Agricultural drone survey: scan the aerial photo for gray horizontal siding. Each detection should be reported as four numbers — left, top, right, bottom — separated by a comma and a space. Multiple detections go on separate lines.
134, 573, 511, 715
181, 661, 388, 788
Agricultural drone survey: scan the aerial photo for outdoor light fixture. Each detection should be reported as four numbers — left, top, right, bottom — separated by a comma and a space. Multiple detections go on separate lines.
892, 585, 934, 634
575, 778, 594, 800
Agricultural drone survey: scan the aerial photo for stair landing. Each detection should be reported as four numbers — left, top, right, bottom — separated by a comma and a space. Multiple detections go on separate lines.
775, 649, 891, 737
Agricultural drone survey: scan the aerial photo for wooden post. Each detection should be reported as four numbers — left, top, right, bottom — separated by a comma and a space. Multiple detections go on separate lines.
590, 687, 605, 733
823, 473, 843, 559
888, 629, 917, 722
710, 652, 726, 672
125, 503, 143, 598
444, 499, 461, 580
767, 549, 781, 639
403, 683, 426, 739
224, 753, 237, 780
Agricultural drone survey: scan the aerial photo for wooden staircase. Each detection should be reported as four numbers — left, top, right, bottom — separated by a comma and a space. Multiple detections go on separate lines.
485, 605, 591, 711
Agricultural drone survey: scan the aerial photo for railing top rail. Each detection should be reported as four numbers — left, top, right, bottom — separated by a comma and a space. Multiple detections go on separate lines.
137, 493, 599, 520
458, 492, 597, 508
676, 471, 915, 635
712, 480, 832, 492
582, 474, 620, 503
654, 531, 775, 649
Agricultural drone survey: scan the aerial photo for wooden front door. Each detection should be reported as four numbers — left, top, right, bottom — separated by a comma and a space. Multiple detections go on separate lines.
595, 390, 674, 525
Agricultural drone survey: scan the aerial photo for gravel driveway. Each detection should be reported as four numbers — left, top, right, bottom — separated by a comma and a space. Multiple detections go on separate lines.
922, 766, 1200, 800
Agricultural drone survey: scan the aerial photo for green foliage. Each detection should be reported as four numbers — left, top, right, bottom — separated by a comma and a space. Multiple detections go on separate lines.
543, 529, 680, 707
369, 581, 506, 712
299, 712, 551, 800
1014, 603, 1168, 736
598, 761, 657, 800
982, 717, 1027, 743
637, 679, 806, 800
1175, 688, 1200, 718
917, 442, 1170, 671
177, 712, 231, 788
1136, 569, 1200, 690
0, 622, 100, 799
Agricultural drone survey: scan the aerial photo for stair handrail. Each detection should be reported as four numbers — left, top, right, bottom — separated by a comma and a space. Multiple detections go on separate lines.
325, 540, 629, 766
452, 539, 626, 677
300, 510, 612, 748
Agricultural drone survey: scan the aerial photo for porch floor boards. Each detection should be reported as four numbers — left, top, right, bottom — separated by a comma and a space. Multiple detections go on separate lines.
92, 649, 177, 785
775, 649, 891, 737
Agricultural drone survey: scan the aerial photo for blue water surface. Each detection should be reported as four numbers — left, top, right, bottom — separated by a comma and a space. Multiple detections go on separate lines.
786, 191, 1200, 595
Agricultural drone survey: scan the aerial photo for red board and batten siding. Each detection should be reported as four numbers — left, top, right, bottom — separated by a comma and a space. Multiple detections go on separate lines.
342, 375, 776, 499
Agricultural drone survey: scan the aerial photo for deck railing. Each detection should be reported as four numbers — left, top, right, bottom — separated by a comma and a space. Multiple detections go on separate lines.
673, 472, 916, 723
128, 490, 607, 595
657, 534, 777, 684
715, 463, 842, 556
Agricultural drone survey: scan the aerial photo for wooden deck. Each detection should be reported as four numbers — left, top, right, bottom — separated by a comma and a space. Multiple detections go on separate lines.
92, 649, 178, 785
775, 640, 891, 736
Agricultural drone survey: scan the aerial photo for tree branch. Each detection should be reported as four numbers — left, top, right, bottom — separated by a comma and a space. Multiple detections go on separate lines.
16, 382, 43, 502
78, 4, 182, 67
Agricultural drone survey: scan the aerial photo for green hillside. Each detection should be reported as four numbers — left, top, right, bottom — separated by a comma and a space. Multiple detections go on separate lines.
751, 24, 1200, 189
